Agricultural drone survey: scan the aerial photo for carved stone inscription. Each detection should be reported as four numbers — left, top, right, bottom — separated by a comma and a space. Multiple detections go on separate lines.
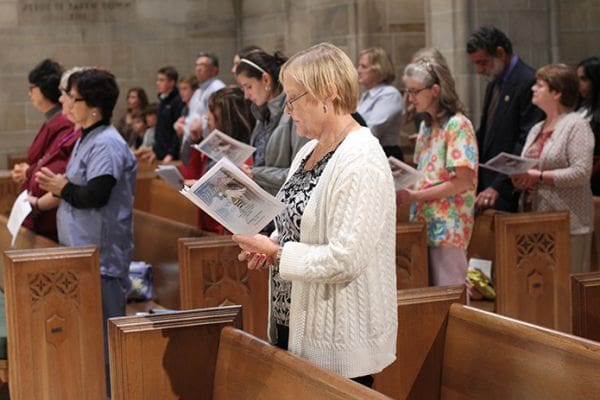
19, 1, 133, 23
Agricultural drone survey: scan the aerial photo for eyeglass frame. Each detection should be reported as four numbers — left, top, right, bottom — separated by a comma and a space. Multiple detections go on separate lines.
405, 86, 432, 97
61, 89, 85, 103
285, 91, 308, 112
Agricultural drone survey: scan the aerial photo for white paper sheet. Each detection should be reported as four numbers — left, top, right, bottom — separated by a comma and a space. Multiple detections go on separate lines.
192, 129, 255, 166
388, 157, 423, 190
180, 157, 283, 234
155, 165, 185, 191
479, 152, 538, 176
7, 190, 32, 247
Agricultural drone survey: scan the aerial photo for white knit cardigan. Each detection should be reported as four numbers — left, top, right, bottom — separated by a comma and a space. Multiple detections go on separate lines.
520, 112, 594, 234
272, 127, 398, 378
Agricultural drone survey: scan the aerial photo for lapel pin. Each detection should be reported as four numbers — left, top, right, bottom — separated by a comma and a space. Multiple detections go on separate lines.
504, 95, 510, 102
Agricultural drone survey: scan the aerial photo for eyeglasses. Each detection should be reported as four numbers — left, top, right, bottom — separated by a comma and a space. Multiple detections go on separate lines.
405, 86, 431, 97
64, 91, 85, 103
285, 91, 308, 112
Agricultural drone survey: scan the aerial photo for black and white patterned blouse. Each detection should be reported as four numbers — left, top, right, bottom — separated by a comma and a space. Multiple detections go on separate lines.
272, 147, 337, 326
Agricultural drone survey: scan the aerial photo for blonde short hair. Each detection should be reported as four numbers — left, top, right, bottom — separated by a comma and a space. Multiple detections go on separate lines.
359, 47, 396, 84
280, 43, 358, 115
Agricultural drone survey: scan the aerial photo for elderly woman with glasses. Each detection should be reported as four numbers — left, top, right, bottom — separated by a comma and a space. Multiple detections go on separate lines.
233, 43, 397, 388
235, 50, 308, 195
397, 56, 478, 287
11, 59, 75, 241
35, 68, 137, 393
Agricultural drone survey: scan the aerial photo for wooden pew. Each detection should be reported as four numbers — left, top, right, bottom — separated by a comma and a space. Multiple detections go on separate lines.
590, 197, 600, 271
108, 305, 391, 400
439, 304, 600, 399
132, 210, 206, 310
466, 208, 497, 261
571, 271, 600, 341
178, 236, 269, 340
109, 306, 243, 400
494, 211, 571, 332
396, 222, 428, 289
0, 171, 19, 218
134, 172, 198, 225
4, 246, 105, 399
373, 285, 466, 399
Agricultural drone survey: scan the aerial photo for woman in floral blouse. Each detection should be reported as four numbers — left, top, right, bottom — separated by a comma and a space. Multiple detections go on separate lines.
398, 56, 478, 286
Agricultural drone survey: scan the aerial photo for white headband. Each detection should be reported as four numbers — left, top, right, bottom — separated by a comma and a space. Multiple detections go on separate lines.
239, 58, 268, 75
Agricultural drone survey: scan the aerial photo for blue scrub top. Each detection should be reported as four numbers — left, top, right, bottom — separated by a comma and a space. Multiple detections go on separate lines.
57, 124, 137, 279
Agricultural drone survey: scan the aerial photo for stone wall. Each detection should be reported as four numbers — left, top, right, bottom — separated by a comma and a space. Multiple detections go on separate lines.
558, 0, 600, 66
0, 0, 238, 167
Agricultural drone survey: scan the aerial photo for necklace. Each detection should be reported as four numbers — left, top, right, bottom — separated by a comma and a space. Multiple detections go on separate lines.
305, 119, 357, 170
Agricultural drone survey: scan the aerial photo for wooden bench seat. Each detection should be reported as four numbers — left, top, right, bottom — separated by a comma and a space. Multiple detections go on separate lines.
441, 304, 600, 399
109, 305, 391, 400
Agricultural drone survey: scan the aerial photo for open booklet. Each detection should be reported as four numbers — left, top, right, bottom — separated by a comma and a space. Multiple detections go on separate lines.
480, 152, 538, 176
388, 157, 423, 190
155, 165, 184, 191
192, 129, 256, 166
180, 157, 284, 235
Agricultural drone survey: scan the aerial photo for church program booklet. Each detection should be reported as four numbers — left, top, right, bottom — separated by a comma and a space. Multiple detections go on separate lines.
155, 165, 185, 191
480, 152, 538, 176
388, 157, 423, 190
192, 129, 256, 166
180, 157, 284, 234
7, 190, 32, 247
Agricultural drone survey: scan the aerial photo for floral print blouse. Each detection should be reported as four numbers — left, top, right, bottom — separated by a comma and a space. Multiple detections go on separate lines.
411, 113, 478, 250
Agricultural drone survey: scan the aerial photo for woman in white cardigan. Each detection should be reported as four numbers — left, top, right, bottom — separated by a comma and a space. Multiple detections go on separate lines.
233, 43, 397, 387
511, 64, 594, 272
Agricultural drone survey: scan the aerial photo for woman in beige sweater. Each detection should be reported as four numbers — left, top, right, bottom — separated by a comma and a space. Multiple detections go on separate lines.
511, 64, 594, 272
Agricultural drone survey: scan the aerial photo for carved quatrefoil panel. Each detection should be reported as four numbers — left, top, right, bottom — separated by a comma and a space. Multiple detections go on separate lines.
516, 233, 556, 269
29, 270, 80, 306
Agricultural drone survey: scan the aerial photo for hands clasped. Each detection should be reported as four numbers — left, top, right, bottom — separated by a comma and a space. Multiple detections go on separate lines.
35, 167, 68, 197
232, 234, 280, 271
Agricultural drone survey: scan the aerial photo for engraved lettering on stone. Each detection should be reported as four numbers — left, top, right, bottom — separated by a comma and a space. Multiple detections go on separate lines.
29, 270, 80, 305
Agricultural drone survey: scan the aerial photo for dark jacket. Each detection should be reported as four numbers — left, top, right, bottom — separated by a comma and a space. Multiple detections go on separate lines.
477, 58, 545, 211
154, 89, 184, 160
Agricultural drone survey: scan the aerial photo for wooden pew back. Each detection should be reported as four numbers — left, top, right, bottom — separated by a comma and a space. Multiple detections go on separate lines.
571, 271, 600, 341
213, 327, 391, 400
132, 210, 205, 309
373, 285, 466, 400
178, 236, 268, 339
494, 211, 571, 332
441, 304, 600, 399
395, 222, 428, 289
4, 246, 105, 400
109, 306, 243, 400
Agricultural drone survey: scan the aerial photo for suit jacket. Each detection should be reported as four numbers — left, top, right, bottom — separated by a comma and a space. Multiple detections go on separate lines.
477, 58, 544, 211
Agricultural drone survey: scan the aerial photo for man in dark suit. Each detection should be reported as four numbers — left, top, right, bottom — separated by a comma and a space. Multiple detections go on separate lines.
467, 26, 544, 212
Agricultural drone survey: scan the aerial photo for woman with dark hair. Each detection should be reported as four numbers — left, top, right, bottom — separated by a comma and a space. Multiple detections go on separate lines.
35, 68, 137, 393
231, 45, 264, 77
357, 47, 404, 160
184, 86, 256, 233
576, 57, 600, 194
116, 86, 149, 143
235, 50, 308, 195
11, 58, 75, 241
511, 64, 594, 273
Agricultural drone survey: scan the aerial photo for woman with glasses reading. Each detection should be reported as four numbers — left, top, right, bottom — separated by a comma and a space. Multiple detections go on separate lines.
397, 57, 478, 287
35, 68, 137, 393
233, 43, 397, 388
235, 50, 308, 195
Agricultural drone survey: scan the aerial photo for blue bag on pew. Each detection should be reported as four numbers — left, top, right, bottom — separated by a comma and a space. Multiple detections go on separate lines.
127, 261, 153, 302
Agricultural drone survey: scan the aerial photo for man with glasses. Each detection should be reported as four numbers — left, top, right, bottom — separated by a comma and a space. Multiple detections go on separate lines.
467, 26, 543, 211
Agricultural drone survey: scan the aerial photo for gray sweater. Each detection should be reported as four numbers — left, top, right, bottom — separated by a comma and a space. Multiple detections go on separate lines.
520, 112, 594, 234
